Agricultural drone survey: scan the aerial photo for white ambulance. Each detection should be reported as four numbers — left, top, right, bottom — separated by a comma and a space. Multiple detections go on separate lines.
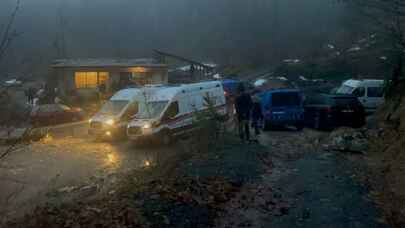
88, 88, 143, 138
127, 81, 227, 144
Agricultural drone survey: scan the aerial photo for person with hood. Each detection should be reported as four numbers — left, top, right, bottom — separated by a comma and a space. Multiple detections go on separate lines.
235, 83, 252, 142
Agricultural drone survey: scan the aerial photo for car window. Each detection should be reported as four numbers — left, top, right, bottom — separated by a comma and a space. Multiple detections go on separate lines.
367, 87, 384, 98
49, 105, 61, 112
272, 92, 301, 107
99, 100, 129, 115
40, 105, 55, 113
304, 95, 325, 105
336, 85, 354, 94
137, 101, 168, 119
164, 101, 179, 119
352, 87, 365, 97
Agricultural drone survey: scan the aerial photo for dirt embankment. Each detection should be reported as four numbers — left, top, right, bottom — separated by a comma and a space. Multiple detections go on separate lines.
362, 91, 405, 227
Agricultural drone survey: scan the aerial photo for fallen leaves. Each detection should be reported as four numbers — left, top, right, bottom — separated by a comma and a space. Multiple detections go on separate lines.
8, 202, 146, 228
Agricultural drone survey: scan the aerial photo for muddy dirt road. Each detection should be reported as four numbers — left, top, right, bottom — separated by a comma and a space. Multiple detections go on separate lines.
217, 129, 385, 228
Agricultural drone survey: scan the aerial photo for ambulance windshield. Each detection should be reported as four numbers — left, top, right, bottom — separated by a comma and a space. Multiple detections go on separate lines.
136, 100, 168, 119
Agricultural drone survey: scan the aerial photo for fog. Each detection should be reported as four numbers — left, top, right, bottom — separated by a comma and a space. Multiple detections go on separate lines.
0, 0, 351, 77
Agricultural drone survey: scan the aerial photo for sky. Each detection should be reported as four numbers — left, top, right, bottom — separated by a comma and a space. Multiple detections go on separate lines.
0, 0, 350, 77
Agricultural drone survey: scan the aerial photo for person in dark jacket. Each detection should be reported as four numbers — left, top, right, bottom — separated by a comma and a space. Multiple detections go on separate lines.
235, 83, 253, 142
251, 94, 263, 139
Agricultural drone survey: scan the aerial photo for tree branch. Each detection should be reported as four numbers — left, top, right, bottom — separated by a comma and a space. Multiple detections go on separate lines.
0, 0, 21, 63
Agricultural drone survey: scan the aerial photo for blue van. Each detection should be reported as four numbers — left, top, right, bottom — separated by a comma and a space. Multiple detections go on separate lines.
259, 89, 305, 130
221, 79, 240, 98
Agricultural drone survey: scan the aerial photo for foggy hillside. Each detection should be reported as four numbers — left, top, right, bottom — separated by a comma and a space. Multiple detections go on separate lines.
0, 0, 355, 78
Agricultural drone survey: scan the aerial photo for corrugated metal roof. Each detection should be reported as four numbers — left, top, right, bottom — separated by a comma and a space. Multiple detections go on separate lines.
51, 58, 167, 68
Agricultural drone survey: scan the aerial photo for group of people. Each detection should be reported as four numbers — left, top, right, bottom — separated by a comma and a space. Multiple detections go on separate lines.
25, 84, 60, 106
234, 83, 263, 143
25, 87, 36, 105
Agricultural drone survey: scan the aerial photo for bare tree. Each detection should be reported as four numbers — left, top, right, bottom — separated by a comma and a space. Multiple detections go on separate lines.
344, 0, 405, 85
0, 0, 21, 64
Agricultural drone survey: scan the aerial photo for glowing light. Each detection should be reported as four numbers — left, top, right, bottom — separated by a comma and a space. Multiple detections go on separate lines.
41, 133, 53, 143
107, 153, 117, 164
105, 119, 115, 126
105, 131, 112, 136
144, 160, 151, 167
88, 119, 93, 124
143, 123, 151, 129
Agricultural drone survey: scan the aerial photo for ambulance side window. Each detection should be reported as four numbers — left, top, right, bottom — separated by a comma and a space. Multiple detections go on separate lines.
164, 101, 179, 119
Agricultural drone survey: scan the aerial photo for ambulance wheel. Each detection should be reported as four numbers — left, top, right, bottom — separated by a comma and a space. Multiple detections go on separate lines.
161, 130, 172, 146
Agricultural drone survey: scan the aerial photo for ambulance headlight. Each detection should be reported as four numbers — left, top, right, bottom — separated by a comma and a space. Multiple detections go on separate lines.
105, 119, 115, 126
142, 123, 152, 129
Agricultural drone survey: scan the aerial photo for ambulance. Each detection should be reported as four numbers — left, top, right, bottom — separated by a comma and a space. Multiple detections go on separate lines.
88, 88, 142, 139
127, 81, 227, 144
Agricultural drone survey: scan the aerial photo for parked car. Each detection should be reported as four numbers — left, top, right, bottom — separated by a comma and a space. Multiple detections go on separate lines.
88, 88, 143, 139
4, 79, 22, 87
336, 79, 384, 113
30, 104, 85, 127
127, 81, 227, 145
304, 94, 366, 130
259, 89, 305, 130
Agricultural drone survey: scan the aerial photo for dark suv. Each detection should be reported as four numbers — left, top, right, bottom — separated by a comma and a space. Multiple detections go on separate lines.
304, 94, 366, 130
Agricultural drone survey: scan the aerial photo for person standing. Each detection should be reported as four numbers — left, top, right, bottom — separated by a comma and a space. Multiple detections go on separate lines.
98, 82, 106, 101
26, 87, 35, 105
251, 94, 263, 141
235, 83, 253, 142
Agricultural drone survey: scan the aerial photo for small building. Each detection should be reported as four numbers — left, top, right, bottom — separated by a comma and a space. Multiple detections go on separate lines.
50, 58, 168, 96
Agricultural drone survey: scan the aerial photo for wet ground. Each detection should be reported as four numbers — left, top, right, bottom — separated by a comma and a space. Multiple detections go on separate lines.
216, 129, 386, 228
267, 152, 384, 228
0, 129, 179, 220
0, 125, 386, 227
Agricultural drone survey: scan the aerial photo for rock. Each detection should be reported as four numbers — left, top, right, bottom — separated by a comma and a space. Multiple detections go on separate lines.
327, 128, 369, 154
79, 185, 98, 197
86, 206, 102, 213
150, 194, 160, 200
58, 186, 77, 193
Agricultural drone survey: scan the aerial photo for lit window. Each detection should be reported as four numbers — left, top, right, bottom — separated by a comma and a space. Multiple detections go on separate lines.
99, 72, 109, 85
75, 72, 109, 89
86, 72, 98, 87
129, 67, 148, 73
